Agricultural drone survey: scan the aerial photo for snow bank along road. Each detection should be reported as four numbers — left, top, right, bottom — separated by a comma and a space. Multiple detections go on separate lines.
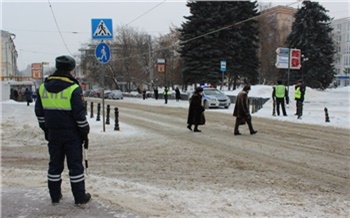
2, 98, 349, 217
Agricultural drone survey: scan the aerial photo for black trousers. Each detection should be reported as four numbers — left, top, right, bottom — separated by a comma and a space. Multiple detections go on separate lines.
296, 99, 303, 117
276, 98, 287, 116
47, 129, 86, 202
234, 117, 254, 133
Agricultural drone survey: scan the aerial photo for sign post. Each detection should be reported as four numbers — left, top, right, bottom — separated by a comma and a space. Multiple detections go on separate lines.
220, 60, 226, 90
92, 18, 113, 132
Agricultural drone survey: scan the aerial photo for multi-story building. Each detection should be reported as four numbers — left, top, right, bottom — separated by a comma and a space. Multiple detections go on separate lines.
1, 30, 18, 79
331, 17, 350, 86
257, 6, 296, 85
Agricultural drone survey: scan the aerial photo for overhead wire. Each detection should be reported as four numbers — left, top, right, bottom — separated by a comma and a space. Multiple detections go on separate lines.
126, 0, 167, 26
47, 0, 73, 56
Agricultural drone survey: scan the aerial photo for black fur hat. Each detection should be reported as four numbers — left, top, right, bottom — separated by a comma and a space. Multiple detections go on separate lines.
55, 55, 76, 72
195, 87, 203, 93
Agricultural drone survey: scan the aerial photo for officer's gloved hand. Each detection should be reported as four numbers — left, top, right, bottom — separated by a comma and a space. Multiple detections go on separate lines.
82, 135, 89, 149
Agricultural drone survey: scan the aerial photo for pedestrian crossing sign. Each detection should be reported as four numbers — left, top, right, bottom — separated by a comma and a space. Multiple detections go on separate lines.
91, 18, 113, 40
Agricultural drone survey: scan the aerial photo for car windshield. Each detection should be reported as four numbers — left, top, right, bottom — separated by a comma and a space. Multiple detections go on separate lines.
203, 89, 223, 95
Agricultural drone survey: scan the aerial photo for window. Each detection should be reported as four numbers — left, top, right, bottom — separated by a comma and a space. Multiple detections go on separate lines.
336, 58, 341, 64
337, 46, 341, 53
337, 35, 342, 42
337, 24, 342, 32
344, 55, 350, 66
346, 44, 350, 54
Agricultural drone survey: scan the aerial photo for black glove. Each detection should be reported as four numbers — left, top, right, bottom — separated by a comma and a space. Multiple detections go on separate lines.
82, 135, 89, 149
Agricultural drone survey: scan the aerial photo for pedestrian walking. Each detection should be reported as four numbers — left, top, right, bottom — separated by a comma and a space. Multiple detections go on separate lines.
175, 87, 181, 102
294, 79, 306, 119
233, 85, 257, 135
163, 86, 169, 104
272, 80, 288, 116
187, 87, 205, 132
24, 87, 33, 106
142, 88, 147, 100
35, 55, 91, 207
154, 87, 159, 100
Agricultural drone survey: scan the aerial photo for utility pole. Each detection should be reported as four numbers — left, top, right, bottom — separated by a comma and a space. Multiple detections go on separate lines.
148, 35, 153, 85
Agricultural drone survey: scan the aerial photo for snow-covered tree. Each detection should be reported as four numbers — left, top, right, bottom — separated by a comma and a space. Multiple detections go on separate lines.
286, 1, 335, 89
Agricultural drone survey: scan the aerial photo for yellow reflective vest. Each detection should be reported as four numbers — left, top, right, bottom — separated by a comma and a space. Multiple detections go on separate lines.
295, 87, 301, 99
39, 83, 79, 111
275, 85, 286, 98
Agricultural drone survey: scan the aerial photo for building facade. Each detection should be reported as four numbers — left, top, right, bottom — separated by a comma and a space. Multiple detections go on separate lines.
331, 17, 350, 86
1, 30, 18, 79
257, 6, 296, 85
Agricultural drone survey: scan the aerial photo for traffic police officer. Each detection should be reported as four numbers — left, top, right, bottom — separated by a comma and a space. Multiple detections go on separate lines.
35, 55, 91, 207
294, 79, 306, 119
272, 80, 288, 116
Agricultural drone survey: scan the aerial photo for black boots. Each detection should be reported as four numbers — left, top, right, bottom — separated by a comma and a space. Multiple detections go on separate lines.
75, 193, 91, 208
187, 125, 192, 131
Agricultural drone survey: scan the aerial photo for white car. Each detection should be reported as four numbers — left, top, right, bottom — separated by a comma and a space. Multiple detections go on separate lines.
108, 90, 123, 100
202, 88, 231, 109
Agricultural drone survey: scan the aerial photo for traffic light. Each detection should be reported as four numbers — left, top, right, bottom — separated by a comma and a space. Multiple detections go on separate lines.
290, 49, 301, 69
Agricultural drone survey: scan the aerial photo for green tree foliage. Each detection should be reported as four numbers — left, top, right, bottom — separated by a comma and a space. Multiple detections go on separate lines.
178, 1, 260, 86
286, 1, 335, 89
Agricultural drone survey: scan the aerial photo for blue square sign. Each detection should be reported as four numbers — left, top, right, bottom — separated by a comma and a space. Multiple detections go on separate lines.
91, 19, 113, 40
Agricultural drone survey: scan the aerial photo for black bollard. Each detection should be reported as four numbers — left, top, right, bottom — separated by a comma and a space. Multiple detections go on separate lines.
96, 103, 101, 121
324, 107, 330, 122
114, 107, 120, 131
90, 102, 94, 118
106, 105, 110, 125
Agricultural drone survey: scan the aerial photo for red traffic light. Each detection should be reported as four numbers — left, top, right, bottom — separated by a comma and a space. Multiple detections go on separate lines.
290, 49, 301, 69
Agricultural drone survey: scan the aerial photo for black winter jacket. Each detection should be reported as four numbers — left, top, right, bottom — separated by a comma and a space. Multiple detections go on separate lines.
35, 71, 89, 137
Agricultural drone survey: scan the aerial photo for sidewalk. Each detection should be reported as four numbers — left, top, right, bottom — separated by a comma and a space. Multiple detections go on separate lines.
1, 187, 143, 218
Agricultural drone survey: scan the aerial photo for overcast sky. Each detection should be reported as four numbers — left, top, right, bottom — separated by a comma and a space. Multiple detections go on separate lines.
1, 0, 349, 71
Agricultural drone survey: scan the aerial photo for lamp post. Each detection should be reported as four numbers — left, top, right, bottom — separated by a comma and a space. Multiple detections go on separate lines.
301, 55, 308, 80
41, 62, 50, 82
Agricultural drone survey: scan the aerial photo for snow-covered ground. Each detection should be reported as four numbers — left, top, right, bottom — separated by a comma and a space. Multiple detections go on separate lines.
1, 85, 349, 217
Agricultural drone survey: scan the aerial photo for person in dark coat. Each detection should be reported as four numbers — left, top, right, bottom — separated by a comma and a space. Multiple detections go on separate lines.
35, 55, 91, 207
175, 87, 181, 102
142, 88, 147, 100
233, 85, 257, 135
154, 87, 159, 100
187, 87, 205, 132
24, 88, 33, 106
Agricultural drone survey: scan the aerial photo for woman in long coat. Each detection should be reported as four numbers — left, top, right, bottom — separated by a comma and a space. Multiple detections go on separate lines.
187, 87, 205, 132
233, 85, 257, 135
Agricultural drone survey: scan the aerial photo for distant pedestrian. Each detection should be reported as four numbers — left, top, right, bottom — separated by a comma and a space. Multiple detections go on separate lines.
13, 89, 19, 101
35, 55, 91, 207
272, 80, 288, 116
24, 87, 33, 106
142, 89, 146, 100
163, 86, 169, 104
187, 87, 205, 132
154, 87, 159, 100
233, 85, 257, 135
175, 87, 181, 102
294, 79, 306, 119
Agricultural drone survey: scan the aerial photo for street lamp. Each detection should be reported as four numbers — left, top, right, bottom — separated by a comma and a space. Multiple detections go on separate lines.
42, 62, 50, 82
301, 55, 308, 80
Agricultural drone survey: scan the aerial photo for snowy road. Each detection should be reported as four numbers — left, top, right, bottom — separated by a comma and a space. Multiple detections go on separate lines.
2, 98, 350, 217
